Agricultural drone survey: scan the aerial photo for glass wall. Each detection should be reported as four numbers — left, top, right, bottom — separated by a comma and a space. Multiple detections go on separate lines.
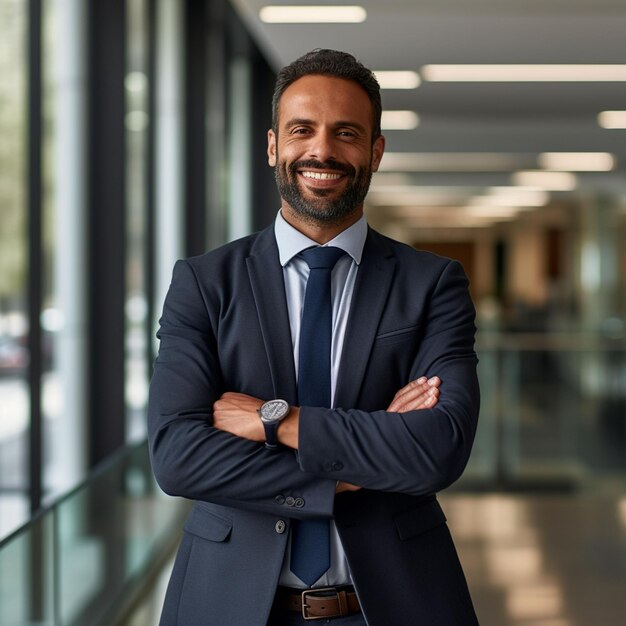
0, 0, 29, 536
0, 0, 277, 543
41, 0, 61, 501
41, 0, 88, 502
125, 0, 151, 441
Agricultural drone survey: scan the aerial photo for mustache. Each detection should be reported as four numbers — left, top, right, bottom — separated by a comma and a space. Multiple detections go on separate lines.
288, 159, 355, 176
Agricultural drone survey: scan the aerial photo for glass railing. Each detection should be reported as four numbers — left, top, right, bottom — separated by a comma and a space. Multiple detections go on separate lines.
462, 332, 626, 490
0, 441, 188, 626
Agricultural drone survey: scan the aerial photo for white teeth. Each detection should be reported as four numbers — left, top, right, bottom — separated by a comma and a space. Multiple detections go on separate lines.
301, 171, 342, 180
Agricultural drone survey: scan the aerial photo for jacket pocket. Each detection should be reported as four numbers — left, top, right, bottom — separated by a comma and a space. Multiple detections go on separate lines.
374, 325, 419, 346
183, 504, 233, 542
393, 498, 447, 541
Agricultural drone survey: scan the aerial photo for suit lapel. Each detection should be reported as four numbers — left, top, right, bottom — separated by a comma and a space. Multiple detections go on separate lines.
246, 227, 298, 404
334, 229, 396, 409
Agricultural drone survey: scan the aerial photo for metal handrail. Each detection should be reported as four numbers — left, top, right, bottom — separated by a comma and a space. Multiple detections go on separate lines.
476, 330, 626, 351
0, 440, 146, 551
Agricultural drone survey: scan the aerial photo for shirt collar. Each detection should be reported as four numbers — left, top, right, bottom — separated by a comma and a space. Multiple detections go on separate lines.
274, 210, 368, 267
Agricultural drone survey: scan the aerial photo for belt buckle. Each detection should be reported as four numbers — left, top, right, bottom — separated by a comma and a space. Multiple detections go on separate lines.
301, 587, 336, 621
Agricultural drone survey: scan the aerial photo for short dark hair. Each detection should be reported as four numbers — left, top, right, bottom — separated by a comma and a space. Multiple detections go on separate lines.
272, 49, 382, 139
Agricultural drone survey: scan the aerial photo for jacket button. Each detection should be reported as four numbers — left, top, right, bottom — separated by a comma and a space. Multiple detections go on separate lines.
275, 520, 286, 534
275, 495, 285, 505
285, 496, 295, 507
331, 461, 343, 471
294, 497, 305, 508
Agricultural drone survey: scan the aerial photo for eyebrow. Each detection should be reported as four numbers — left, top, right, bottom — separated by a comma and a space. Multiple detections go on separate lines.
284, 118, 367, 134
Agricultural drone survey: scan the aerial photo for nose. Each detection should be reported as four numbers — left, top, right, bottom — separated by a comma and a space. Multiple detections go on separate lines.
307, 129, 336, 163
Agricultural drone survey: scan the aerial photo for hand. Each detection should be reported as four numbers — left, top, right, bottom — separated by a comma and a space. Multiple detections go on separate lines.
213, 392, 265, 442
336, 481, 361, 493
334, 376, 440, 496
387, 376, 440, 413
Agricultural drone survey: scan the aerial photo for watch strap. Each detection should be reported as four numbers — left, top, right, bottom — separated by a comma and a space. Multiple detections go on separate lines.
263, 421, 280, 450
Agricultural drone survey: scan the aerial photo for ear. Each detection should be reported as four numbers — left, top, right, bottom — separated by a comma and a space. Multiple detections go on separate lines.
371, 134, 385, 172
267, 129, 277, 167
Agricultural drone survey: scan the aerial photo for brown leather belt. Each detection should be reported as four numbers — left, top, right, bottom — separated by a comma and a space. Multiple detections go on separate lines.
275, 585, 361, 620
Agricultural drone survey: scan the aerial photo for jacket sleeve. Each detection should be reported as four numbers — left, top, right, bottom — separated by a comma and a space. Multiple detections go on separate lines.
297, 259, 479, 496
148, 259, 336, 519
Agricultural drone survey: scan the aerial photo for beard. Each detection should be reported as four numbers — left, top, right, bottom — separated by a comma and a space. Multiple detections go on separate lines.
274, 157, 373, 225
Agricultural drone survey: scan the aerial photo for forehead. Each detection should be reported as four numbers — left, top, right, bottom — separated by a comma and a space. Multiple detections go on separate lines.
277, 75, 373, 128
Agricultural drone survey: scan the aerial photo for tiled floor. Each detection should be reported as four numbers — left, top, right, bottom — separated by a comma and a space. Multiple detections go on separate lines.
441, 492, 626, 626
122, 492, 626, 626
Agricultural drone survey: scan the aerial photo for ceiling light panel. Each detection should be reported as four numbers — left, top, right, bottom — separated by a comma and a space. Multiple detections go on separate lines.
388, 206, 518, 228
512, 171, 577, 191
421, 64, 626, 82
390, 205, 519, 218
598, 110, 626, 129
367, 191, 469, 206
379, 153, 534, 172
380, 111, 419, 130
469, 190, 549, 207
464, 206, 521, 218
259, 5, 366, 23
538, 152, 616, 171
374, 71, 421, 89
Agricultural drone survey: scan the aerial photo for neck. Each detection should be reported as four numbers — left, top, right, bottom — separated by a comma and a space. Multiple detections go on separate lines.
280, 205, 363, 244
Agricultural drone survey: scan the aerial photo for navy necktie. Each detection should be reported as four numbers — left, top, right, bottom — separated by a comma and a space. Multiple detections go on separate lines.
290, 246, 345, 586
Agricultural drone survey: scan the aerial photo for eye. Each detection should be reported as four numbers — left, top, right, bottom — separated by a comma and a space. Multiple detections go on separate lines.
337, 129, 358, 138
291, 127, 311, 135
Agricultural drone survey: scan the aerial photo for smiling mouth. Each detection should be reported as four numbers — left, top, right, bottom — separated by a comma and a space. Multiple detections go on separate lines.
299, 171, 344, 181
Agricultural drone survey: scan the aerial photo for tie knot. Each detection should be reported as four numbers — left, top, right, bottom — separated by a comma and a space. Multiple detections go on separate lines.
301, 246, 346, 270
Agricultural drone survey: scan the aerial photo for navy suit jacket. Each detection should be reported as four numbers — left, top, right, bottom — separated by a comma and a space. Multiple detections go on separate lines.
148, 224, 480, 625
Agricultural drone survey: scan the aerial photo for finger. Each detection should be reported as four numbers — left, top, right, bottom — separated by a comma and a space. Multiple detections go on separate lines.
389, 377, 428, 406
388, 385, 428, 411
393, 376, 440, 403
388, 377, 432, 410
399, 377, 441, 406
394, 390, 439, 413
219, 391, 241, 400
389, 384, 440, 412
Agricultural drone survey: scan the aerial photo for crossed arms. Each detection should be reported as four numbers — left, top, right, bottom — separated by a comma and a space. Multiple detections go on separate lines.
212, 376, 441, 492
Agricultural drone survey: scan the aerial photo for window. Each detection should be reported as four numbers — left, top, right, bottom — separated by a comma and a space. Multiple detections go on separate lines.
0, 0, 29, 537
125, 0, 151, 441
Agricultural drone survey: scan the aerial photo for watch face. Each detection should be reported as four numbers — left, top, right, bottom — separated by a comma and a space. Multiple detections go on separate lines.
260, 399, 289, 423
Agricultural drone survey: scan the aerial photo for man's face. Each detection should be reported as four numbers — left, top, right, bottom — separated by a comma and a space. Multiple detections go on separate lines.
267, 75, 385, 227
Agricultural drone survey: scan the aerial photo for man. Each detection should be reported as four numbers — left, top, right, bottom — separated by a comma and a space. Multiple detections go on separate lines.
149, 49, 480, 625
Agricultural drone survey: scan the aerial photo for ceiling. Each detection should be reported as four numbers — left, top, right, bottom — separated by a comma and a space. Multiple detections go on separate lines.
231, 0, 626, 236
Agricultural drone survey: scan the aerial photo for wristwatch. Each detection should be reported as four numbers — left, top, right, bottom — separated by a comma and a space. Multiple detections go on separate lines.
257, 399, 290, 450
